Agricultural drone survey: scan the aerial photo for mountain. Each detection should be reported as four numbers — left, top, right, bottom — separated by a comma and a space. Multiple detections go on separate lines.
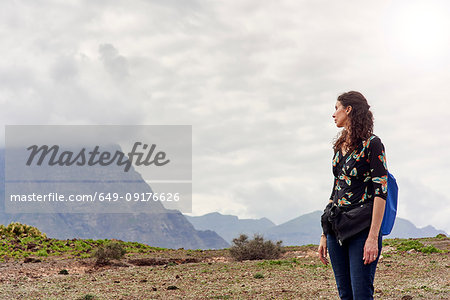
263, 211, 322, 245
0, 149, 228, 249
386, 218, 448, 239
186, 210, 448, 246
185, 212, 275, 243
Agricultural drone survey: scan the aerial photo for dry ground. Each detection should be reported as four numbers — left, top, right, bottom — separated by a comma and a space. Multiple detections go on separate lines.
0, 238, 448, 299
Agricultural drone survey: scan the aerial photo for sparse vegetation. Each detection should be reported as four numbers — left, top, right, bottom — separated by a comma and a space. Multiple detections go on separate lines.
0, 222, 165, 262
257, 258, 300, 267
229, 234, 283, 261
0, 224, 447, 299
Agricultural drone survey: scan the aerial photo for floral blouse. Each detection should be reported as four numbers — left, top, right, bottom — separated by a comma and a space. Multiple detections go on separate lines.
330, 135, 388, 207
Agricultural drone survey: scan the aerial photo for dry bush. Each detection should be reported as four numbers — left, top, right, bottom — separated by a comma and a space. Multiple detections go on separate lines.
93, 241, 126, 264
229, 234, 282, 261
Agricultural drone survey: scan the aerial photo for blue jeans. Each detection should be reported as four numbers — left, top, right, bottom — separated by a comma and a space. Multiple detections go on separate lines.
327, 228, 382, 300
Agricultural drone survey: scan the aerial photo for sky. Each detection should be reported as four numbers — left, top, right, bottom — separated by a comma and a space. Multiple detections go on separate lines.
1, 0, 450, 233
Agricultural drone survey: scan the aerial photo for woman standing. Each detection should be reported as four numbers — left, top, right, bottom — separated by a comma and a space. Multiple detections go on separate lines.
318, 91, 388, 299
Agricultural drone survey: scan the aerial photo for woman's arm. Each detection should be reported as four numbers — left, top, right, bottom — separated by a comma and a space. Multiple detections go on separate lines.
318, 199, 334, 265
364, 136, 388, 264
363, 196, 385, 264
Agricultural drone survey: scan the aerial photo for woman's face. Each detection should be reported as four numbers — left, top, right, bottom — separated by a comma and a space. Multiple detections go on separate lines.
333, 101, 350, 128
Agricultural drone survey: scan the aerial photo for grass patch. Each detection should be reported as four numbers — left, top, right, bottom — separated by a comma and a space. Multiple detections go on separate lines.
383, 238, 444, 254
257, 258, 300, 267
36, 249, 49, 257
301, 263, 326, 269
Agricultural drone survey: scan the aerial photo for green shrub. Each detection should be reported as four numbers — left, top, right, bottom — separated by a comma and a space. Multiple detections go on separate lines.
92, 241, 126, 264
78, 294, 96, 300
59, 269, 69, 275
229, 234, 282, 261
397, 240, 424, 252
0, 223, 46, 239
253, 272, 264, 279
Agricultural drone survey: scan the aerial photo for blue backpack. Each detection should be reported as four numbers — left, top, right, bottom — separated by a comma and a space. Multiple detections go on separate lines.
380, 172, 398, 235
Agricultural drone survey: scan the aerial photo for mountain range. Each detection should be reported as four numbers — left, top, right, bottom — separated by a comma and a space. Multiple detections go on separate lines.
186, 211, 448, 246
0, 149, 228, 250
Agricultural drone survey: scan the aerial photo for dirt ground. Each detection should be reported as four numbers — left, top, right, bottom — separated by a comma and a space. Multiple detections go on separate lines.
0, 240, 448, 299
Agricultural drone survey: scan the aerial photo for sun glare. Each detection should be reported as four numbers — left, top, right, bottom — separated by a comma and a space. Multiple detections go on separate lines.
384, 0, 450, 62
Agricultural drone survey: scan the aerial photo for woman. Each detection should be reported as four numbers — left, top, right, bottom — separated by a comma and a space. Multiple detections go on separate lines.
318, 91, 388, 299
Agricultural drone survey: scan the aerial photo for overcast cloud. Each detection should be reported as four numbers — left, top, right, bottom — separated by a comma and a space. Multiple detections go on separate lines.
1, 0, 450, 233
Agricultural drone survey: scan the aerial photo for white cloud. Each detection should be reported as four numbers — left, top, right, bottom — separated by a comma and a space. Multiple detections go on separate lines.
397, 177, 450, 233
1, 0, 449, 232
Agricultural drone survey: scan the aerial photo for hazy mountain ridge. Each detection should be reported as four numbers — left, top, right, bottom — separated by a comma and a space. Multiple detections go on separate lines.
186, 211, 448, 246
185, 212, 275, 242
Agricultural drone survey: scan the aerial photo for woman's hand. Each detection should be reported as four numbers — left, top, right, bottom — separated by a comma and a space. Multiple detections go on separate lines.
318, 235, 328, 265
363, 235, 379, 264
364, 196, 385, 264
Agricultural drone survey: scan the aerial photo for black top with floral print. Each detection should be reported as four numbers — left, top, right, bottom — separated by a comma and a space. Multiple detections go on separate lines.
330, 135, 388, 207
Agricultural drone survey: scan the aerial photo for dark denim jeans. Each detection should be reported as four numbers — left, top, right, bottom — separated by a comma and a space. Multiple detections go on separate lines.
327, 228, 382, 300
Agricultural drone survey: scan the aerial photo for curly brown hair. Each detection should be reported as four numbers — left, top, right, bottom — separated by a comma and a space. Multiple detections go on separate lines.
333, 91, 373, 153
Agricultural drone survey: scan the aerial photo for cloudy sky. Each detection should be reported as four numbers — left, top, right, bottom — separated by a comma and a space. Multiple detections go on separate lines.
1, 0, 450, 233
